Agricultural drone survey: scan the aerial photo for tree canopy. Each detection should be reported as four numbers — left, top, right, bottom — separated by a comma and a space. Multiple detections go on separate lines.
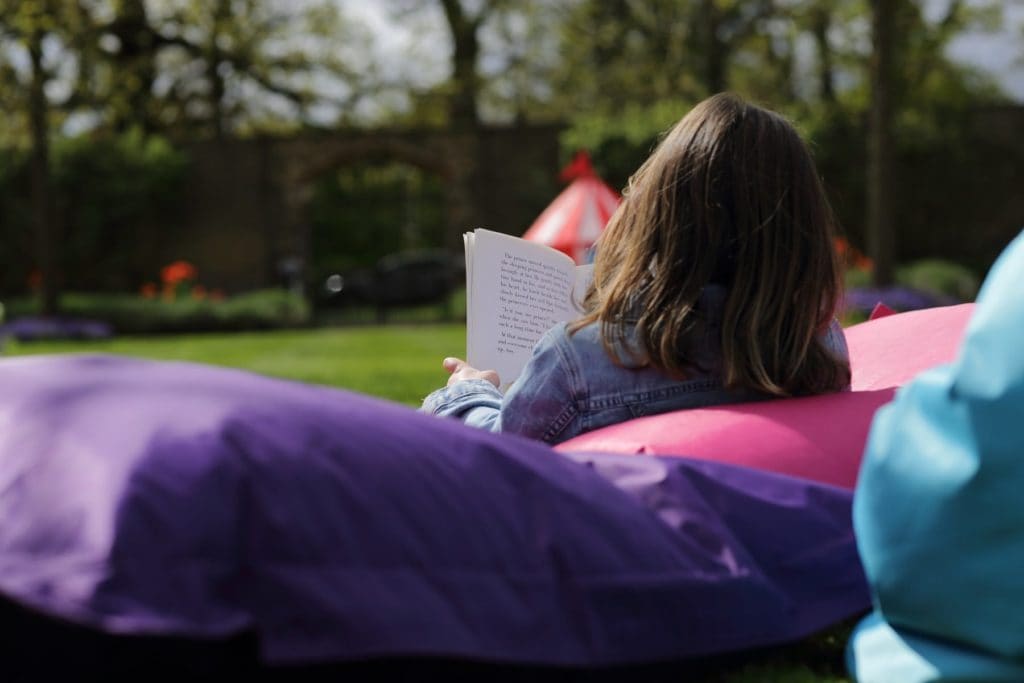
0, 0, 1018, 304
1, 0, 1014, 139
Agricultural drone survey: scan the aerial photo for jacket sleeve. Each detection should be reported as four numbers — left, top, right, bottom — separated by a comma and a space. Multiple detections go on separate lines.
421, 379, 504, 433
497, 324, 581, 443
420, 323, 581, 443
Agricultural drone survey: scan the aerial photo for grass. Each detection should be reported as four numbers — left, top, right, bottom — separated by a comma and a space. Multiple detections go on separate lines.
3, 323, 466, 405
2, 322, 857, 681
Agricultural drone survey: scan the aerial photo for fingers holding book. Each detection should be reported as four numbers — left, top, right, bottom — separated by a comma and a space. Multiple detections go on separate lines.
443, 357, 500, 389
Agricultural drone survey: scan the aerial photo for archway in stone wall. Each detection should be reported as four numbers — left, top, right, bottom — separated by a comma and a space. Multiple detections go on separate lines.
173, 126, 559, 294
308, 159, 447, 308
269, 131, 477, 300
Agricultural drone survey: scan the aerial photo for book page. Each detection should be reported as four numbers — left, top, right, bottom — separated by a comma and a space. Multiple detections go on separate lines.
466, 229, 578, 391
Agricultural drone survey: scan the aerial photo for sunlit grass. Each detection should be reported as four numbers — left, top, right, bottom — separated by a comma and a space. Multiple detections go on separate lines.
4, 323, 466, 406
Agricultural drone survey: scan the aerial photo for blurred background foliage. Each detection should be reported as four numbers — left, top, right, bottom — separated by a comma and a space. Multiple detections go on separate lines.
0, 0, 1020, 325
310, 162, 447, 276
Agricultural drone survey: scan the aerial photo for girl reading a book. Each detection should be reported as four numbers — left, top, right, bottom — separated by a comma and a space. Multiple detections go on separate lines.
422, 92, 850, 444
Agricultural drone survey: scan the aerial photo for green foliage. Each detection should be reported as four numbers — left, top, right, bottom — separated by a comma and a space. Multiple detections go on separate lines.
896, 259, 980, 302
52, 130, 190, 291
550, 0, 1015, 276
550, 0, 707, 117
4, 289, 309, 335
843, 257, 980, 301
0, 130, 189, 295
0, 0, 99, 142
309, 162, 446, 280
212, 289, 312, 330
0, 0, 371, 139
0, 146, 33, 291
560, 98, 696, 189
318, 287, 466, 326
131, 0, 369, 136
799, 106, 869, 248
843, 266, 873, 291
0, 0, 1019, 310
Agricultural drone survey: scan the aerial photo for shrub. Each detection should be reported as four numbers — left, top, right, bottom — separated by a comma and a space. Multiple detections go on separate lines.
896, 259, 980, 302
841, 258, 977, 323
4, 289, 309, 336
0, 130, 189, 295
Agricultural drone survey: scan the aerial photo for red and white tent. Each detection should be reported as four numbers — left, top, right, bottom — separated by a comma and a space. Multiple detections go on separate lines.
522, 151, 621, 264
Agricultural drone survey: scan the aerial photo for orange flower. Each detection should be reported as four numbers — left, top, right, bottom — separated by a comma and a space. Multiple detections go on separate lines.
835, 238, 873, 271
191, 284, 207, 300
140, 282, 158, 299
855, 254, 875, 271
161, 260, 198, 286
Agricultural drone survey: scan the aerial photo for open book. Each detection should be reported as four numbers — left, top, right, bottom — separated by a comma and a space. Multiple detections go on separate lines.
464, 228, 593, 392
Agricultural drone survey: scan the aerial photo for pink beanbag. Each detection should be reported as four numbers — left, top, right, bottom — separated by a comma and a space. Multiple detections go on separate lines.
556, 304, 975, 489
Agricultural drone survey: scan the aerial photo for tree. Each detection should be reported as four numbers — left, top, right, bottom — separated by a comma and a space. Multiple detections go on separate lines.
436, 0, 486, 130
387, 0, 546, 128
0, 0, 376, 311
866, 0, 896, 286
0, 1, 93, 313
385, 0, 566, 248
551, 0, 799, 118
862, 0, 1004, 284
91, 0, 161, 133
801, 0, 840, 104
552, 0, 704, 114
90, 0, 372, 138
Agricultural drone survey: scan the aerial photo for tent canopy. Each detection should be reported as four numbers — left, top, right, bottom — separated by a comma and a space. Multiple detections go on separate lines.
522, 151, 621, 264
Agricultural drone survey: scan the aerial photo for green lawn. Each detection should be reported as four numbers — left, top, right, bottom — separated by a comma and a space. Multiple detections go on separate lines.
3, 323, 465, 405
2, 323, 856, 681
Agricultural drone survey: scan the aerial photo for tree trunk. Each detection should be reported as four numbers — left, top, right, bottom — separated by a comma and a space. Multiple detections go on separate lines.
810, 4, 835, 104
28, 32, 59, 315
110, 0, 159, 133
701, 0, 726, 94
438, 0, 482, 250
208, 0, 230, 139
439, 0, 481, 131
867, 0, 895, 286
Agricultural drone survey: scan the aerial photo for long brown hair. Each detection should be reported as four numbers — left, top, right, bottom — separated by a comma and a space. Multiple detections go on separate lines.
573, 92, 849, 396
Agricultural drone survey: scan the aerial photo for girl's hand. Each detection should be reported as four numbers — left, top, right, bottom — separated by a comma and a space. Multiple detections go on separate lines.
443, 357, 500, 388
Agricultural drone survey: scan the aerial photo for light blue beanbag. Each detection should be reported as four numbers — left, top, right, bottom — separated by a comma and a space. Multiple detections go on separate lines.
848, 230, 1024, 682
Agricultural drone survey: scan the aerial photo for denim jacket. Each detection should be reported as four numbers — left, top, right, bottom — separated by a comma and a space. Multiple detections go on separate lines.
422, 287, 850, 444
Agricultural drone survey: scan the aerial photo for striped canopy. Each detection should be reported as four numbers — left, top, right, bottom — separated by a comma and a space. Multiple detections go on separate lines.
522, 151, 621, 264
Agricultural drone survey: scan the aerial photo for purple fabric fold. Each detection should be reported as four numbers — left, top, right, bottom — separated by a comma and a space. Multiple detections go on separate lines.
0, 354, 867, 665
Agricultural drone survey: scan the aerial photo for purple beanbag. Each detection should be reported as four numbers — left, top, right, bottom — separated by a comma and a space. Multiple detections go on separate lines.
0, 354, 867, 666
557, 304, 974, 489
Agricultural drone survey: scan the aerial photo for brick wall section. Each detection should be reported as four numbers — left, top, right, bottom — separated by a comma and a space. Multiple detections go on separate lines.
172, 109, 1022, 292
175, 124, 563, 292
